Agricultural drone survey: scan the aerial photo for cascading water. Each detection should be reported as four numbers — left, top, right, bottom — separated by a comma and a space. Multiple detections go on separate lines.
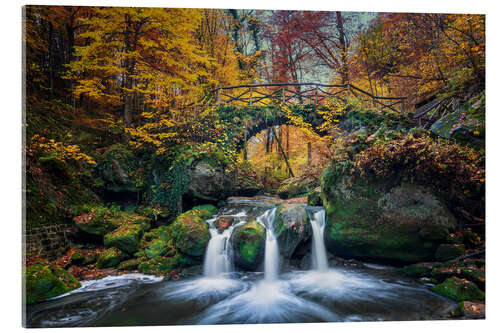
257, 207, 279, 282
203, 212, 246, 278
307, 208, 329, 272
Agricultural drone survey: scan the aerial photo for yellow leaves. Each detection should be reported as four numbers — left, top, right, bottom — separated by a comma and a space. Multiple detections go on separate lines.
28, 135, 96, 166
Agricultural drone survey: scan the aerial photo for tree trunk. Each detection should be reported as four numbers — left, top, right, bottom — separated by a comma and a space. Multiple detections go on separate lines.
335, 11, 349, 84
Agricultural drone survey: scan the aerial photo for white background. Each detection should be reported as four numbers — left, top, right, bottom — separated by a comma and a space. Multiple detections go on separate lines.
1, 0, 498, 332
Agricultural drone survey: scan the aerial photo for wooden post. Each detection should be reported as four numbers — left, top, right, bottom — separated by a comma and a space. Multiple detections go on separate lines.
282, 87, 285, 105
249, 87, 253, 106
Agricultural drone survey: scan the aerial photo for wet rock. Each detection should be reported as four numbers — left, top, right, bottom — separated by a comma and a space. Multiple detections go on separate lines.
275, 203, 311, 258
432, 277, 484, 302
307, 187, 323, 206
233, 220, 266, 270
169, 205, 215, 258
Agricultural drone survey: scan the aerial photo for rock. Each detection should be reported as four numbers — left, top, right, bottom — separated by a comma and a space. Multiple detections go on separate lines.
401, 262, 438, 278
145, 238, 175, 259
278, 176, 318, 199
275, 203, 311, 258
458, 301, 485, 319
118, 258, 140, 270
307, 187, 323, 206
96, 248, 126, 268
234, 220, 266, 270
187, 161, 231, 201
169, 205, 215, 258
432, 277, 484, 302
430, 107, 485, 148
104, 224, 144, 255
435, 244, 466, 261
321, 169, 457, 263
98, 144, 141, 193
138, 253, 191, 275
24, 258, 81, 304
73, 211, 119, 237
70, 249, 85, 265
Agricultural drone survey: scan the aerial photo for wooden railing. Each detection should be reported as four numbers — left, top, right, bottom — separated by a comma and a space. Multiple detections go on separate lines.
213, 83, 407, 113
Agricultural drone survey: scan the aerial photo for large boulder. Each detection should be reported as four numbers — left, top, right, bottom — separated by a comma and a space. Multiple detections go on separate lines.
98, 144, 144, 193
104, 224, 144, 255
233, 220, 266, 270
321, 167, 456, 263
187, 161, 263, 202
275, 203, 311, 258
169, 205, 216, 258
24, 258, 81, 304
430, 107, 485, 148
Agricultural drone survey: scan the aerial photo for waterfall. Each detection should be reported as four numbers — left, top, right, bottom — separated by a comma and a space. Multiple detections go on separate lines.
257, 207, 279, 282
308, 208, 329, 272
203, 214, 246, 278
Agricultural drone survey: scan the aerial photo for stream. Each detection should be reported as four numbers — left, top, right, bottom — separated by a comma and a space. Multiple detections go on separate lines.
26, 197, 457, 327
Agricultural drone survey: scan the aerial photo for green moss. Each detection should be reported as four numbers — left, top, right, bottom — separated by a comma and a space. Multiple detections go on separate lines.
118, 258, 140, 270
138, 253, 191, 275
24, 260, 81, 304
145, 239, 175, 259
104, 224, 144, 255
70, 249, 85, 265
435, 244, 466, 261
96, 248, 126, 268
432, 277, 484, 301
234, 220, 265, 269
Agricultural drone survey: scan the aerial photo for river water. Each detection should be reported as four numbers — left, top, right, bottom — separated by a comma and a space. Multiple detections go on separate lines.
25, 197, 456, 327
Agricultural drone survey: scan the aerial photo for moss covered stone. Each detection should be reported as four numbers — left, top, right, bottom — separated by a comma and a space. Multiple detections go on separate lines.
435, 244, 466, 261
168, 205, 215, 258
275, 203, 311, 258
24, 259, 81, 304
96, 247, 126, 268
70, 249, 85, 265
138, 253, 191, 275
432, 277, 484, 302
321, 169, 456, 263
118, 258, 140, 270
104, 224, 144, 255
234, 220, 265, 270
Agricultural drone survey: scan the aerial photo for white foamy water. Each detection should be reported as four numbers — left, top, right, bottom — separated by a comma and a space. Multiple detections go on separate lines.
203, 213, 247, 278
308, 208, 329, 272
257, 207, 279, 282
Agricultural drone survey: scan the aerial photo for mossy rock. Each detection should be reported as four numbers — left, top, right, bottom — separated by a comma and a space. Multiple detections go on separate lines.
24, 259, 81, 304
168, 205, 215, 258
73, 212, 119, 237
138, 253, 191, 275
98, 143, 143, 192
275, 203, 311, 258
432, 277, 484, 302
83, 253, 97, 265
108, 212, 151, 232
307, 187, 322, 206
96, 248, 126, 268
145, 239, 176, 259
118, 258, 140, 270
104, 224, 144, 255
401, 262, 439, 278
321, 170, 456, 263
234, 220, 265, 270
435, 244, 466, 261
70, 249, 85, 265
